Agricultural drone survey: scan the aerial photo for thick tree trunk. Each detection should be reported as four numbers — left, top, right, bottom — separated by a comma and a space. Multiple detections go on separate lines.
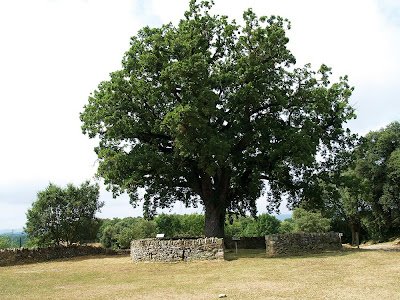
350, 221, 357, 246
197, 170, 230, 238
204, 201, 226, 238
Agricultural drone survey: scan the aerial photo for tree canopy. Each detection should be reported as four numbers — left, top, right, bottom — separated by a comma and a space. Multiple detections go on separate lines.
25, 181, 103, 246
307, 122, 400, 243
348, 122, 400, 240
80, 0, 355, 237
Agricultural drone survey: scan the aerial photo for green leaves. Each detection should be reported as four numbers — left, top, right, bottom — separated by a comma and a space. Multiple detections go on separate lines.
224, 214, 281, 237
0, 235, 17, 250
292, 208, 331, 233
80, 0, 356, 235
25, 181, 103, 246
324, 122, 400, 241
353, 122, 400, 239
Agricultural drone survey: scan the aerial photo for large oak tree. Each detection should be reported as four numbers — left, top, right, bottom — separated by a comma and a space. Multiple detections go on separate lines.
80, 1, 355, 237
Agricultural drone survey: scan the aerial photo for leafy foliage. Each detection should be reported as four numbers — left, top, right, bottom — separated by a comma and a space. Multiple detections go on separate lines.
97, 218, 122, 241
292, 208, 331, 233
279, 218, 295, 233
313, 122, 400, 243
98, 213, 286, 248
225, 214, 281, 237
351, 122, 400, 240
0, 233, 29, 248
25, 181, 104, 246
100, 225, 120, 248
155, 213, 205, 237
99, 214, 204, 248
111, 218, 157, 249
80, 0, 355, 236
0, 235, 17, 250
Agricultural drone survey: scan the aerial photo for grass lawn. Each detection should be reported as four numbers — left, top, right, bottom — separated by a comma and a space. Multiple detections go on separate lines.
1, 248, 399, 299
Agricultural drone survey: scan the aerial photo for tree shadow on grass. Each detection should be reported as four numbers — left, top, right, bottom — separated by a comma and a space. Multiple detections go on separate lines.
224, 249, 267, 261
36, 254, 130, 266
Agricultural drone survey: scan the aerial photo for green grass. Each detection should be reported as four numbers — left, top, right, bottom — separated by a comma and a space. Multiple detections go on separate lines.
1, 249, 399, 299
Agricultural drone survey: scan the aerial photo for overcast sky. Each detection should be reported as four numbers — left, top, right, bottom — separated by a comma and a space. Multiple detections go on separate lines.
0, 0, 399, 230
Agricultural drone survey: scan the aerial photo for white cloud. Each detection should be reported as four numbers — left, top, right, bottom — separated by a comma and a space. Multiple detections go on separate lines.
0, 0, 143, 228
150, 0, 188, 24
0, 0, 140, 185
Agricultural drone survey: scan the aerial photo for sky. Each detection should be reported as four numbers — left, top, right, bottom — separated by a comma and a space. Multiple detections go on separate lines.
0, 0, 399, 230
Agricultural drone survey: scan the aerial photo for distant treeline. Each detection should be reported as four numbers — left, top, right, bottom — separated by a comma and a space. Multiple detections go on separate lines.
1, 208, 354, 250
0, 233, 29, 249
97, 209, 332, 249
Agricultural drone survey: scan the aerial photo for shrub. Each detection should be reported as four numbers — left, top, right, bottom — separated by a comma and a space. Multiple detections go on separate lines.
293, 208, 331, 233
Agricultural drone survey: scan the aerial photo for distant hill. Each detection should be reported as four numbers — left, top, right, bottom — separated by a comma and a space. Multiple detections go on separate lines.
0, 228, 24, 235
273, 214, 292, 221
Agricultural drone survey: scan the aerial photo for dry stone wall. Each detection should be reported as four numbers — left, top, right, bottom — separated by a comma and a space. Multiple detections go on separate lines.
0, 245, 122, 267
224, 237, 265, 249
131, 237, 224, 262
265, 232, 342, 256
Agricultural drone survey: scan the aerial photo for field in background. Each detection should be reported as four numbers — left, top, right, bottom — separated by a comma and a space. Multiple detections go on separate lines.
1, 248, 399, 299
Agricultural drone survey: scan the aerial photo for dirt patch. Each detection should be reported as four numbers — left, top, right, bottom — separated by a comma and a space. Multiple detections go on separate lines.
360, 243, 400, 251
